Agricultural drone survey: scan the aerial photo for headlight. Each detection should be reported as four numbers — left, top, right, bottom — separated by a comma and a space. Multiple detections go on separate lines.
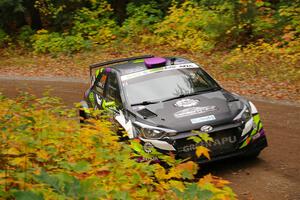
242, 107, 251, 122
134, 121, 176, 139
140, 128, 165, 139
234, 104, 252, 123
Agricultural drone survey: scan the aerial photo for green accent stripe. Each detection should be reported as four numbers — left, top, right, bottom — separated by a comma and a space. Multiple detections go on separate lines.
240, 114, 264, 148
132, 59, 144, 63
89, 92, 95, 107
239, 138, 250, 149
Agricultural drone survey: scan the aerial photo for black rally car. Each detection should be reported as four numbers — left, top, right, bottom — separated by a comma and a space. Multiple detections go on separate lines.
80, 55, 267, 162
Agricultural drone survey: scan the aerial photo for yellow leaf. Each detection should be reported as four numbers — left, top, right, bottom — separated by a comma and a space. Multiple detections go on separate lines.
36, 149, 49, 160
169, 180, 185, 192
10, 157, 25, 167
7, 147, 20, 155
196, 146, 210, 160
215, 178, 231, 188
198, 173, 231, 188
0, 172, 6, 178
176, 161, 197, 172
198, 173, 214, 186
154, 165, 168, 180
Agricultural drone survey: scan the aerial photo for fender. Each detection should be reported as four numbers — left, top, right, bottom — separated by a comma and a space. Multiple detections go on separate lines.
115, 111, 135, 139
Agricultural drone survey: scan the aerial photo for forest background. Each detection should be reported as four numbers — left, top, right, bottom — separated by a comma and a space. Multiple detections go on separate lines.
0, 0, 299, 101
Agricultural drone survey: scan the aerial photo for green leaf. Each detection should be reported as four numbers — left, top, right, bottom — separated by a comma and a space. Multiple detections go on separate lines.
71, 160, 91, 173
181, 170, 193, 180
198, 133, 213, 143
130, 140, 143, 153
14, 191, 44, 200
183, 183, 213, 200
187, 136, 202, 143
34, 169, 61, 193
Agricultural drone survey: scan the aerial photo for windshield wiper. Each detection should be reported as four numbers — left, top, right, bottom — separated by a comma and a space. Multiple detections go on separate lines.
131, 100, 160, 106
162, 87, 220, 102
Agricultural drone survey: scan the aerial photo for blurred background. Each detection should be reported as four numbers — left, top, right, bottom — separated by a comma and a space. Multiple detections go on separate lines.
0, 0, 299, 102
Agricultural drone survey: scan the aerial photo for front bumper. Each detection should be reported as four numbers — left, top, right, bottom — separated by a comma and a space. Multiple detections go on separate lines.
139, 113, 267, 163
195, 135, 267, 164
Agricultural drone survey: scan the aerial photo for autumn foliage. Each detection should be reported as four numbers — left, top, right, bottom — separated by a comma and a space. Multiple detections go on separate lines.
0, 0, 299, 103
0, 93, 236, 199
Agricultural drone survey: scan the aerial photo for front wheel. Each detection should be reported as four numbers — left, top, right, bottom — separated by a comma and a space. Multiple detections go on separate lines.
79, 109, 88, 123
246, 150, 261, 159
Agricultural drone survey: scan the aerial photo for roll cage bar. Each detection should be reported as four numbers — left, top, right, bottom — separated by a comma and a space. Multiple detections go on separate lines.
89, 55, 154, 77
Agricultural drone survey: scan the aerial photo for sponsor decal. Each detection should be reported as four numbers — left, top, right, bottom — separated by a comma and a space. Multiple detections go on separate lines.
200, 125, 213, 132
143, 142, 154, 153
174, 99, 200, 108
191, 115, 216, 124
121, 63, 199, 81
174, 106, 217, 118
179, 135, 237, 153
99, 74, 107, 88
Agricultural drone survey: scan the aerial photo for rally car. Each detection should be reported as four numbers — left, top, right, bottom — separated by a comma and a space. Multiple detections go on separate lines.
79, 55, 267, 162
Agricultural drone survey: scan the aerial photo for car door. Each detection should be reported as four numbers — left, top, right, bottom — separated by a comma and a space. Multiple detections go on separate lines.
88, 68, 123, 112
87, 69, 108, 109
88, 70, 133, 138
104, 71, 123, 112
104, 71, 134, 139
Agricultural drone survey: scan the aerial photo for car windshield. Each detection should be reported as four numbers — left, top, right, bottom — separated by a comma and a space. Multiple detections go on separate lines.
122, 67, 220, 106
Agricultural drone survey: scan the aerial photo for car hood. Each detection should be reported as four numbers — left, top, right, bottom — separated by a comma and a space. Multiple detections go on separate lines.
130, 90, 245, 132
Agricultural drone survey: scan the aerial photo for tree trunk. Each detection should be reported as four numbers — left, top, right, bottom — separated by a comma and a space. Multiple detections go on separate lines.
23, 0, 42, 30
110, 0, 129, 25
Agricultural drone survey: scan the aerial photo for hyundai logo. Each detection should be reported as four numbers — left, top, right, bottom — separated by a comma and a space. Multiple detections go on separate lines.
143, 142, 154, 153
200, 125, 213, 132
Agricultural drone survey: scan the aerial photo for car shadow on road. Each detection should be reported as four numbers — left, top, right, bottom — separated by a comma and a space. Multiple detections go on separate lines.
196, 156, 267, 177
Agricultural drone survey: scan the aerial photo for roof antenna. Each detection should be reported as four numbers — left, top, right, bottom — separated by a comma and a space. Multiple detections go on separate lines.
170, 57, 176, 65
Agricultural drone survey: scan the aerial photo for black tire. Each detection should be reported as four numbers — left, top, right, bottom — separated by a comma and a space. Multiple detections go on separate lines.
79, 109, 88, 123
246, 150, 261, 158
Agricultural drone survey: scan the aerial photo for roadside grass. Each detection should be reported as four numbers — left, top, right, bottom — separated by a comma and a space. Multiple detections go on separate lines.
0, 44, 299, 103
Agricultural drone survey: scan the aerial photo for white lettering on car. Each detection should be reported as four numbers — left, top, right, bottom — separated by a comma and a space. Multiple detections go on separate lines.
121, 63, 199, 81
174, 106, 217, 118
179, 135, 237, 153
190, 115, 216, 124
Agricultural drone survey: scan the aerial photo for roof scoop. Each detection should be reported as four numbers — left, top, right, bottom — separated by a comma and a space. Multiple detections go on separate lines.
144, 57, 167, 69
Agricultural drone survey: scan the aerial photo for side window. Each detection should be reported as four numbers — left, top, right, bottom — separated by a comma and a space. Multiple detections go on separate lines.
106, 73, 122, 107
94, 70, 108, 96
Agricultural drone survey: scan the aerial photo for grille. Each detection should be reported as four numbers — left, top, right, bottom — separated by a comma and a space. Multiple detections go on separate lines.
175, 128, 241, 159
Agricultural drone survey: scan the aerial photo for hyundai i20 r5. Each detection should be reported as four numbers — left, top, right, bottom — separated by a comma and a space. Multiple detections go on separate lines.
79, 55, 267, 163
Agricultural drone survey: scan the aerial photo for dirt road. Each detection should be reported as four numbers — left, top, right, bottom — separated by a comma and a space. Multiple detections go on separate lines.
1, 78, 299, 200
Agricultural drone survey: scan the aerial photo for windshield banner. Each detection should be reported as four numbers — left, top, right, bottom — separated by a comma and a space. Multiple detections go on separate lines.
121, 63, 199, 81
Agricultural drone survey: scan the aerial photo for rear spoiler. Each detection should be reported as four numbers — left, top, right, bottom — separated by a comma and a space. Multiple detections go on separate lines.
89, 55, 154, 77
